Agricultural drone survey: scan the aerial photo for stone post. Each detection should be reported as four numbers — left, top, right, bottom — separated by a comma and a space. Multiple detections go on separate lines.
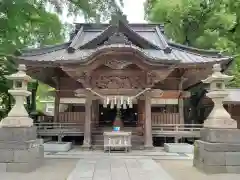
193, 64, 240, 174
0, 64, 44, 173
144, 91, 153, 149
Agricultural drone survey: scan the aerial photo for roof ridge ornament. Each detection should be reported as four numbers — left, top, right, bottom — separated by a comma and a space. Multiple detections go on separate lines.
109, 1, 128, 26
110, 14, 128, 25
104, 32, 132, 45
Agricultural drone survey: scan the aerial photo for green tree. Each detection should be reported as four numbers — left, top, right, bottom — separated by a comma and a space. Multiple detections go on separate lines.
48, 0, 124, 22
144, 0, 240, 123
0, 0, 65, 118
144, 0, 240, 86
0, 0, 124, 118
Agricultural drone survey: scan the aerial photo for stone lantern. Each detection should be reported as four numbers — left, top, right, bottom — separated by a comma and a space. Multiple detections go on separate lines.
193, 64, 240, 174
0, 64, 43, 173
202, 64, 237, 128
0, 64, 34, 127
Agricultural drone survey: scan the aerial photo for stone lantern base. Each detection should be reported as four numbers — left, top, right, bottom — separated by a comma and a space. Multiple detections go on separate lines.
193, 128, 240, 174
0, 126, 44, 173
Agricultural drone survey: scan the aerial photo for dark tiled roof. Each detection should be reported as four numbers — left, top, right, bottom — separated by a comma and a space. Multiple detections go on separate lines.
18, 44, 230, 64
17, 20, 232, 64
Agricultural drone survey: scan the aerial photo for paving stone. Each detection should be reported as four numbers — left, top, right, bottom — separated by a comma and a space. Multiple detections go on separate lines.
75, 160, 95, 178
6, 161, 40, 173
111, 159, 130, 180
138, 159, 174, 180
93, 159, 111, 180
67, 158, 174, 180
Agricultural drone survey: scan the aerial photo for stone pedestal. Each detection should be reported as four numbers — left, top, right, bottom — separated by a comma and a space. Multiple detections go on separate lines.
43, 141, 72, 152
193, 128, 240, 174
164, 143, 193, 153
0, 127, 44, 173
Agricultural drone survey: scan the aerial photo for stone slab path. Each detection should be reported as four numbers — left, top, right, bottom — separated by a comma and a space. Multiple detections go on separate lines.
67, 158, 174, 180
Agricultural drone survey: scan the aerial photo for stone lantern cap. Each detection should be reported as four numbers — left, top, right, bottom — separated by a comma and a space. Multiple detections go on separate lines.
202, 64, 233, 84
5, 64, 32, 82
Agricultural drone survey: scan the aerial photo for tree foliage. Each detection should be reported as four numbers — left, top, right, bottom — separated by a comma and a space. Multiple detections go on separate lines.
0, 0, 124, 118
144, 0, 240, 86
0, 0, 65, 118
47, 0, 124, 22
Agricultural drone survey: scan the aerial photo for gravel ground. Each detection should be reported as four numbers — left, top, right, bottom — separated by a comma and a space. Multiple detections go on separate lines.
0, 159, 77, 180
156, 160, 240, 180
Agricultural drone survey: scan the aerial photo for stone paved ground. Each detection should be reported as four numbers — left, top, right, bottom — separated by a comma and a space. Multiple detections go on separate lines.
158, 159, 240, 180
1, 150, 239, 180
0, 159, 77, 180
67, 158, 174, 180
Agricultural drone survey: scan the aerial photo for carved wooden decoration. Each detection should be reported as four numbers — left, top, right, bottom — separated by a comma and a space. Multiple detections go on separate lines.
61, 59, 177, 89
146, 71, 158, 86
146, 67, 176, 87
91, 75, 145, 89
104, 32, 132, 45
77, 71, 91, 86
104, 59, 132, 69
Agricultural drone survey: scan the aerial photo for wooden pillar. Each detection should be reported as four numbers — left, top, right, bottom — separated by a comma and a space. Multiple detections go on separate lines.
95, 100, 99, 126
53, 76, 60, 123
54, 92, 60, 122
178, 78, 185, 124
92, 99, 99, 127
144, 91, 153, 149
82, 93, 92, 148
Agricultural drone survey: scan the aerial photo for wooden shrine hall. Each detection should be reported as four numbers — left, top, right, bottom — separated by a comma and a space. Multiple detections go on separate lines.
15, 15, 234, 148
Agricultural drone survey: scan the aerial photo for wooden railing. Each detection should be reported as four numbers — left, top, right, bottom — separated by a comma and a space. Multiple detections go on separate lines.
152, 113, 180, 125
38, 112, 85, 123
35, 122, 202, 132
152, 124, 203, 131
35, 122, 84, 131
34, 122, 203, 139
35, 122, 85, 139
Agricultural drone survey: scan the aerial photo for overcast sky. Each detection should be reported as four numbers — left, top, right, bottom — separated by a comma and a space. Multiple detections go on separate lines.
60, 0, 146, 24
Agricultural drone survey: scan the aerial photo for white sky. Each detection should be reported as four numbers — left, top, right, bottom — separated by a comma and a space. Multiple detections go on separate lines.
122, 0, 146, 23
60, 0, 146, 24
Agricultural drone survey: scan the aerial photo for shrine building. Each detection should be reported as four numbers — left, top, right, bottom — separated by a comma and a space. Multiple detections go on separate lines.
14, 15, 234, 148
